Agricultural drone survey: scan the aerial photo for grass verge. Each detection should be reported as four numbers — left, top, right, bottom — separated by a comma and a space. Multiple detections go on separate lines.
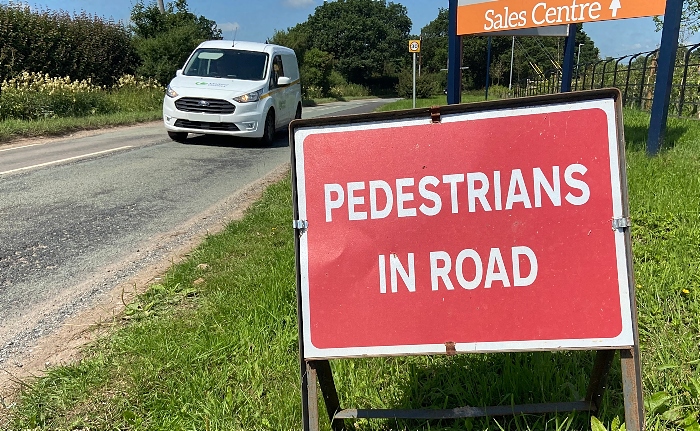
376, 93, 498, 111
0, 110, 162, 143
4, 107, 700, 431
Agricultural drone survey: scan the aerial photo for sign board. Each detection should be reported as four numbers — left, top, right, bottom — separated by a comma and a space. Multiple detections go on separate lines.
458, 0, 667, 35
292, 91, 635, 360
409, 40, 421, 53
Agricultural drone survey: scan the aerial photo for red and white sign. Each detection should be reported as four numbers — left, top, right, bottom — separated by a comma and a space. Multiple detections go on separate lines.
293, 98, 634, 359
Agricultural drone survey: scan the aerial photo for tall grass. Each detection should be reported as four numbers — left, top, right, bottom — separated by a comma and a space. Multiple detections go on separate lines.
0, 72, 163, 142
0, 72, 163, 121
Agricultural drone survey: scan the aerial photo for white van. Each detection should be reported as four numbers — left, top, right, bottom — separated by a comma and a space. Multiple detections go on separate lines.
163, 40, 302, 145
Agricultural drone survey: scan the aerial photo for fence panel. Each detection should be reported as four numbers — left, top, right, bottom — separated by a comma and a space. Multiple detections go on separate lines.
513, 45, 700, 118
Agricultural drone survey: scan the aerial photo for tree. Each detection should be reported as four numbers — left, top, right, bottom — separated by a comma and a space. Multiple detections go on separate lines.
272, 0, 411, 86
301, 48, 335, 95
270, 24, 311, 63
130, 0, 221, 84
654, 1, 700, 42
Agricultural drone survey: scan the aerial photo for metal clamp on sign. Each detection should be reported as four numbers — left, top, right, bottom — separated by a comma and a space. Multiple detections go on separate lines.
613, 217, 632, 231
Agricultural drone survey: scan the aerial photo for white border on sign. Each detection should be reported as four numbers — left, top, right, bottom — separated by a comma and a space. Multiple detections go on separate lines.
294, 99, 634, 360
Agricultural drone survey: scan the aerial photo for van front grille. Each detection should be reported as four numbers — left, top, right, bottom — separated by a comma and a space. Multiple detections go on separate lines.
175, 98, 236, 114
174, 120, 240, 131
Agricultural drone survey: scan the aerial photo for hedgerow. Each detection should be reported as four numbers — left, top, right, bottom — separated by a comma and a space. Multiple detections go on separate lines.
0, 2, 138, 86
0, 72, 163, 121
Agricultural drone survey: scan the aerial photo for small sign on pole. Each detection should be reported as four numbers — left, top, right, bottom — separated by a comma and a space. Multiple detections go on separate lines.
291, 89, 644, 431
409, 40, 421, 108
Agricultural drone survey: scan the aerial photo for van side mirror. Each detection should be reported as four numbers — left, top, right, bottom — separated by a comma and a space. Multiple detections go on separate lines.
277, 76, 292, 87
176, 69, 183, 77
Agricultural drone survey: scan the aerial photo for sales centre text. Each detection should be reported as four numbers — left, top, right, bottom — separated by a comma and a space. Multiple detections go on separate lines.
323, 164, 591, 294
484, 1, 604, 31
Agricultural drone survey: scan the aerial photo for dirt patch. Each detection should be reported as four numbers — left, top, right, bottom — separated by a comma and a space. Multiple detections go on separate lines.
0, 162, 289, 422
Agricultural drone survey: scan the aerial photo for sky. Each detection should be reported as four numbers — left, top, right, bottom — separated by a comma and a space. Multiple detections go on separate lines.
4, 0, 700, 59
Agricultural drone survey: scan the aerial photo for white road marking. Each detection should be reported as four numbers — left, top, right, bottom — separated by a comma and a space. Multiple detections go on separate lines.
0, 143, 43, 152
0, 146, 133, 175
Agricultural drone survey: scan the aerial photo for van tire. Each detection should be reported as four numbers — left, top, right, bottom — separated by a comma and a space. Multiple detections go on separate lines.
168, 131, 188, 142
295, 104, 302, 120
260, 110, 275, 146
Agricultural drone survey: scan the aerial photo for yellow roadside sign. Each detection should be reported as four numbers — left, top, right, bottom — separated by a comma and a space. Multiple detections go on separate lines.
457, 0, 667, 35
409, 40, 421, 53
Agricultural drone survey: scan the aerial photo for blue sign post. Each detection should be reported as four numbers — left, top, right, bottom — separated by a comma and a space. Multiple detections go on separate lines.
447, 0, 462, 105
561, 24, 578, 92
648, 0, 683, 155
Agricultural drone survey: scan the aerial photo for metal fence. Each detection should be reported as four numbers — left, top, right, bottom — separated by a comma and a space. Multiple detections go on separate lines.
513, 44, 700, 118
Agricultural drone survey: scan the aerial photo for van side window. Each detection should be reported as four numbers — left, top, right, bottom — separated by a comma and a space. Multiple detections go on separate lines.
270, 55, 285, 89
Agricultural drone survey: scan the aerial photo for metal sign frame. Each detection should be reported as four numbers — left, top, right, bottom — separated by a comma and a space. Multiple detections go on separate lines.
290, 89, 643, 431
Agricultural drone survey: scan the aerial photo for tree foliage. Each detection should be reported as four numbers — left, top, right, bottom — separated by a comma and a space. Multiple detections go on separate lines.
130, 0, 221, 84
271, 0, 411, 87
655, 1, 700, 42
0, 3, 137, 86
301, 48, 335, 95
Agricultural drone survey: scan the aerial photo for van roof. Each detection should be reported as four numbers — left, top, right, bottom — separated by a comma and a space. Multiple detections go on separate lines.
195, 40, 296, 56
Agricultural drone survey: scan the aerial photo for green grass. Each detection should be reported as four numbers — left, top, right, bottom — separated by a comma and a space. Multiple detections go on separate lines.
0, 110, 162, 142
0, 87, 163, 143
4, 108, 700, 431
376, 93, 498, 111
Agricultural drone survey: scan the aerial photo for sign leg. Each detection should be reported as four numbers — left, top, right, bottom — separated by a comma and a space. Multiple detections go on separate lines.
311, 360, 345, 431
302, 361, 320, 431
621, 347, 645, 431
585, 350, 616, 410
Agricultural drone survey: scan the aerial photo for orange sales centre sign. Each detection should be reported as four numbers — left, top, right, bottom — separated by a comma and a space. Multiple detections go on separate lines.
457, 0, 667, 35
292, 92, 636, 360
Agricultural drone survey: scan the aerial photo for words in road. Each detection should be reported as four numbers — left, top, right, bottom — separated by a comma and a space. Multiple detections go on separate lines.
457, 0, 667, 35
293, 97, 635, 359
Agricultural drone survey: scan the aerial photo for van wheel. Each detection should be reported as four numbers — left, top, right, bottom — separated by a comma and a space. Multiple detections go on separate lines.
168, 131, 188, 142
260, 110, 275, 146
295, 104, 302, 120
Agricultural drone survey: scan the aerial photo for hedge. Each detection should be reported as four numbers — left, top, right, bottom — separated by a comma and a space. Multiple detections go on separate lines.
0, 3, 138, 86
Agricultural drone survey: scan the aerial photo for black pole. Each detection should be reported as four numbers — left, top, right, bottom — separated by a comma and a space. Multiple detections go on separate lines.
647, 0, 683, 155
485, 36, 492, 100
561, 24, 577, 92
447, 0, 462, 105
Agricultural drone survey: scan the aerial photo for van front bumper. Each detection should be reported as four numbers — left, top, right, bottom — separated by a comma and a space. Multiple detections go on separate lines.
163, 98, 265, 138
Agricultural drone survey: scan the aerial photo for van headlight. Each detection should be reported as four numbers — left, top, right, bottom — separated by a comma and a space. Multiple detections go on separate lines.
233, 90, 263, 103
165, 85, 179, 98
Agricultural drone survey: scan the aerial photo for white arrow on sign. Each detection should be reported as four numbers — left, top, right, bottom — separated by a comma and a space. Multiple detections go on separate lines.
610, 0, 622, 17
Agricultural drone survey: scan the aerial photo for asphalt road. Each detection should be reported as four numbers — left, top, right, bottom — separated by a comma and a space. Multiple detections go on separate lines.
0, 98, 395, 365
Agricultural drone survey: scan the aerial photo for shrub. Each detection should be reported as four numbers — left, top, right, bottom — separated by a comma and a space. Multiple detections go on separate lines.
396, 71, 443, 99
301, 48, 334, 96
328, 83, 370, 99
0, 3, 138, 86
0, 72, 163, 120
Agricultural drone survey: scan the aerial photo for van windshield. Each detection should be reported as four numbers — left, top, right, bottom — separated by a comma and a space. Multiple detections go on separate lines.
183, 48, 269, 81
